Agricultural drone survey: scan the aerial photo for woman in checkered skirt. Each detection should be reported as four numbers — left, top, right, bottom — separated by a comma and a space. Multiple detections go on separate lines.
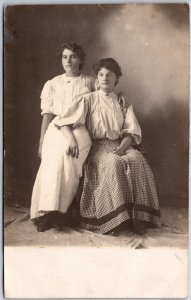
54, 58, 161, 235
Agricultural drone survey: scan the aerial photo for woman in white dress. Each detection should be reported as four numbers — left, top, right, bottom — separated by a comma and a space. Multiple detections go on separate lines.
55, 58, 161, 235
30, 42, 94, 232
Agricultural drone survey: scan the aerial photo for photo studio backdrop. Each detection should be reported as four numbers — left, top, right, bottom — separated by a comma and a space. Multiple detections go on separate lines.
4, 4, 189, 207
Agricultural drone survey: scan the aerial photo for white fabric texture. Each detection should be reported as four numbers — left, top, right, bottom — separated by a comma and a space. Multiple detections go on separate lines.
40, 73, 95, 116
30, 73, 94, 219
54, 90, 142, 144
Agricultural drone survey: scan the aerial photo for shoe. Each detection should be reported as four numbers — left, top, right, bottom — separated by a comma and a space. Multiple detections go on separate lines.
105, 230, 116, 236
133, 220, 147, 235
50, 211, 65, 230
36, 214, 52, 232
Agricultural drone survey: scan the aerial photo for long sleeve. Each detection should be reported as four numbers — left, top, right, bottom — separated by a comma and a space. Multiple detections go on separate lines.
122, 105, 142, 144
53, 96, 89, 127
40, 80, 54, 115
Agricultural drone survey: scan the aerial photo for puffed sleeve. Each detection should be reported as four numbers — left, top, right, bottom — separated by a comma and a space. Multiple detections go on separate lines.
40, 80, 54, 115
53, 95, 89, 127
122, 104, 142, 144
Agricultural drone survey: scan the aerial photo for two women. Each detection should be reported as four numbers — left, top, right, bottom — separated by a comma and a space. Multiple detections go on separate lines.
31, 41, 161, 235
54, 58, 161, 235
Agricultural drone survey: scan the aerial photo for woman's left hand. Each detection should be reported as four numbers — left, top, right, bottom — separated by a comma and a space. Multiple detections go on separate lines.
113, 146, 126, 156
114, 135, 132, 156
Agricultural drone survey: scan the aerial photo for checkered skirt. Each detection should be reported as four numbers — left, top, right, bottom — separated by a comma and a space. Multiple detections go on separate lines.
80, 139, 161, 234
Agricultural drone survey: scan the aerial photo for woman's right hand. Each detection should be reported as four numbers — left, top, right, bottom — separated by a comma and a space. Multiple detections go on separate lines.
60, 125, 79, 158
66, 135, 79, 158
38, 141, 43, 159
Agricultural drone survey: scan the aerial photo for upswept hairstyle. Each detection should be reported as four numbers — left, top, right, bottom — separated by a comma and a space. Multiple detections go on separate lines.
92, 58, 122, 81
59, 42, 86, 70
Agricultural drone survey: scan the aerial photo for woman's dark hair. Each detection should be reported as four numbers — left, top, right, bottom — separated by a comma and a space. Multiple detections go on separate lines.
92, 58, 122, 79
59, 42, 86, 70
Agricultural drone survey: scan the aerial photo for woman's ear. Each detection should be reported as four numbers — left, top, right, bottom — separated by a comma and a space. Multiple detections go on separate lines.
115, 78, 119, 85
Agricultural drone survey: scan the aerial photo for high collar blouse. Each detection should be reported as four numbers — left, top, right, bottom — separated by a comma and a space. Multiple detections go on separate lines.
40, 73, 95, 116
54, 90, 142, 144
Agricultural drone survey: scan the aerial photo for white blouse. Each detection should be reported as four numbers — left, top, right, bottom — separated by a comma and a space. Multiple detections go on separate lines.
40, 73, 95, 116
54, 90, 142, 144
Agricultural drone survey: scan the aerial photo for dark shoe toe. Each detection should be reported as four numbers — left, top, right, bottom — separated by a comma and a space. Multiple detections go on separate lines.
36, 215, 52, 232
133, 220, 147, 235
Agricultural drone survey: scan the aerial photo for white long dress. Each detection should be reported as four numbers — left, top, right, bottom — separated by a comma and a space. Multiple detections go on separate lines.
30, 73, 94, 219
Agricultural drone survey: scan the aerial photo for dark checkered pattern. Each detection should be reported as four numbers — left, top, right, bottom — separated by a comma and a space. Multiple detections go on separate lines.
80, 139, 161, 234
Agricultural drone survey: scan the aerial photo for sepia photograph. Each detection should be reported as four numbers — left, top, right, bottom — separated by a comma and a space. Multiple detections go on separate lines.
3, 3, 189, 298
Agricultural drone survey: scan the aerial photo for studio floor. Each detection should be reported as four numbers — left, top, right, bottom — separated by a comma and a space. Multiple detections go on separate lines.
4, 205, 188, 248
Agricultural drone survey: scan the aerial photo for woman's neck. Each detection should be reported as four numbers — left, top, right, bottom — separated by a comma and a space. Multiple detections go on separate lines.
100, 88, 115, 94
65, 71, 81, 77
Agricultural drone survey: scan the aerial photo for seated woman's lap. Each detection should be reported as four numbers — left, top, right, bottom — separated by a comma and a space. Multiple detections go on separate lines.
41, 122, 91, 177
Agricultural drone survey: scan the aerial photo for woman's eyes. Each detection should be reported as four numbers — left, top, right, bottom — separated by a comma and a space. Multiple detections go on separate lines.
62, 56, 77, 60
98, 73, 114, 77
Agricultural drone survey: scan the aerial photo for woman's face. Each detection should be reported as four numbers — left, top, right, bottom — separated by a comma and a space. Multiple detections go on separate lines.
97, 67, 117, 93
62, 48, 81, 76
